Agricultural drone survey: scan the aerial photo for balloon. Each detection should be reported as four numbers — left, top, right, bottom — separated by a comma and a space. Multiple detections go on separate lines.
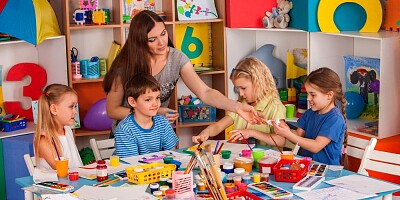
83, 98, 112, 131
345, 91, 366, 119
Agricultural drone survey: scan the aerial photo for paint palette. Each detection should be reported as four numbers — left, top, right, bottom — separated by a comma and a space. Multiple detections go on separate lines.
293, 175, 325, 191
248, 182, 293, 199
33, 181, 74, 193
308, 164, 328, 176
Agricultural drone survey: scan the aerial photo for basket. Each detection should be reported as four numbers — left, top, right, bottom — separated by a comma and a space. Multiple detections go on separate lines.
0, 118, 27, 132
80, 59, 100, 79
197, 191, 262, 200
273, 159, 310, 182
126, 162, 176, 184
178, 104, 216, 122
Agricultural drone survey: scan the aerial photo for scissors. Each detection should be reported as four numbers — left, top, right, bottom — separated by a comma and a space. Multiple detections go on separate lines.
71, 47, 78, 62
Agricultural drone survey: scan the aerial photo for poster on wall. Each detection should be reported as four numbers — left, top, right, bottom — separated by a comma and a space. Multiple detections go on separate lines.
0, 65, 6, 116
176, 0, 218, 21
344, 55, 380, 120
123, 0, 156, 17
175, 23, 212, 68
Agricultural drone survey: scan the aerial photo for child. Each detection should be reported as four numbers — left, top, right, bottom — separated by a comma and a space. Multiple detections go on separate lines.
273, 67, 347, 165
33, 84, 82, 170
114, 74, 178, 158
192, 57, 287, 148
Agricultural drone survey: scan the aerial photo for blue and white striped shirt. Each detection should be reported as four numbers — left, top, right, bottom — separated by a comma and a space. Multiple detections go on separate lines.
114, 114, 178, 158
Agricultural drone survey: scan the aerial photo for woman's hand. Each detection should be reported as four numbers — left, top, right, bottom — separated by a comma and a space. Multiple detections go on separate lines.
272, 120, 292, 138
158, 107, 179, 123
229, 129, 253, 142
192, 131, 210, 143
236, 103, 265, 125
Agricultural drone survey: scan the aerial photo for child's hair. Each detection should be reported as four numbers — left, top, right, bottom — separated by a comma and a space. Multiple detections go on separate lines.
230, 57, 279, 102
34, 84, 77, 161
125, 74, 161, 112
305, 67, 348, 165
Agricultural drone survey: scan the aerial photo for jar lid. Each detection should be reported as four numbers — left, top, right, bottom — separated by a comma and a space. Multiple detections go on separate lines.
224, 183, 235, 188
242, 175, 251, 180
153, 191, 162, 196
234, 168, 245, 174
252, 172, 260, 176
234, 157, 254, 164
160, 185, 169, 191
160, 176, 168, 181
258, 157, 278, 164
150, 183, 159, 188
134, 168, 144, 172
97, 160, 106, 164
165, 189, 175, 195
167, 178, 173, 183
197, 182, 204, 186
223, 163, 234, 169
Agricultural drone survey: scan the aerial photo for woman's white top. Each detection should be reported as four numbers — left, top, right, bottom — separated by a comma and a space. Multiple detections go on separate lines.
37, 126, 83, 170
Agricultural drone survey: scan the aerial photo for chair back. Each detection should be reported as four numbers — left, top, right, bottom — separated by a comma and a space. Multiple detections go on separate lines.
24, 154, 36, 176
358, 138, 400, 177
90, 138, 115, 161
347, 136, 376, 159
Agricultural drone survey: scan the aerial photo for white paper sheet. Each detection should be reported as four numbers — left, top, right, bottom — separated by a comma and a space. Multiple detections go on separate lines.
71, 160, 132, 180
296, 186, 376, 200
32, 168, 58, 183
121, 150, 190, 165
41, 194, 80, 200
73, 185, 156, 200
325, 174, 400, 195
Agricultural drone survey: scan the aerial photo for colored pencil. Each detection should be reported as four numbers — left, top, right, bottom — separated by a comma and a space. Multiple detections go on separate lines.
93, 176, 121, 187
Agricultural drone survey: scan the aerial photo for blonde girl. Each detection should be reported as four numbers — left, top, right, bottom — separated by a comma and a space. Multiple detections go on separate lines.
192, 57, 287, 148
273, 67, 347, 165
33, 84, 82, 170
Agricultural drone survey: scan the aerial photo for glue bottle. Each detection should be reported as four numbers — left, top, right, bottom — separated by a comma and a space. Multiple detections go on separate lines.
96, 160, 108, 182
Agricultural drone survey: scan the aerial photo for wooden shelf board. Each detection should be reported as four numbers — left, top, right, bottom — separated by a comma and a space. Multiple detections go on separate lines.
72, 77, 104, 84
69, 23, 121, 30
74, 128, 110, 137
197, 70, 225, 76
176, 121, 216, 128
175, 18, 223, 24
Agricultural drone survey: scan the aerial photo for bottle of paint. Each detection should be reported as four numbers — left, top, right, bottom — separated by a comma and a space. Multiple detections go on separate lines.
223, 163, 234, 174
150, 183, 160, 194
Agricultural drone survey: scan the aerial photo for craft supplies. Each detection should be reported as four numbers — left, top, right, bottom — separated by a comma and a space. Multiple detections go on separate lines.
163, 157, 173, 164
223, 163, 234, 174
240, 133, 253, 151
281, 151, 294, 160
234, 157, 254, 172
93, 176, 121, 187
258, 156, 279, 174
140, 154, 167, 163
248, 182, 293, 199
293, 175, 325, 191
150, 183, 160, 194
68, 172, 79, 181
233, 176, 242, 186
172, 171, 194, 199
114, 171, 128, 180
226, 174, 234, 183
33, 182, 74, 193
224, 183, 236, 193
261, 173, 269, 182
109, 155, 119, 167
242, 175, 251, 184
308, 164, 328, 176
165, 189, 175, 199
221, 150, 231, 159
252, 148, 265, 169
241, 149, 252, 157
273, 159, 310, 182
197, 181, 206, 191
234, 168, 245, 175
160, 185, 169, 195
167, 178, 173, 188
126, 162, 176, 184
253, 172, 261, 183
237, 183, 248, 192
55, 158, 68, 178
153, 191, 163, 199
96, 160, 108, 182
159, 176, 168, 186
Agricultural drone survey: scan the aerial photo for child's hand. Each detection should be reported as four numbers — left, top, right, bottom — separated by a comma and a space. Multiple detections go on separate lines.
236, 103, 266, 125
192, 131, 209, 143
158, 108, 179, 123
272, 120, 291, 137
229, 129, 252, 142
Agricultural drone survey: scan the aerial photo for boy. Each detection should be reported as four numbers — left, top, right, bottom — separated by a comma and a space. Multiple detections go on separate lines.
114, 74, 178, 158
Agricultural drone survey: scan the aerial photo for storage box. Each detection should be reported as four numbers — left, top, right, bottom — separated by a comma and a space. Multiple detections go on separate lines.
126, 162, 176, 184
226, 0, 277, 28
178, 104, 216, 123
273, 159, 310, 182
0, 118, 27, 132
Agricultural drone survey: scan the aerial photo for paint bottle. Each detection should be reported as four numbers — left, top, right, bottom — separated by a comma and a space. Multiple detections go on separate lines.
160, 185, 169, 196
197, 181, 206, 191
150, 183, 160, 194
96, 160, 108, 182
165, 189, 175, 199
242, 175, 251, 184
261, 173, 269, 182
224, 183, 236, 193
237, 183, 248, 192
233, 175, 242, 186
167, 178, 173, 188
223, 163, 234, 174
153, 191, 162, 199
234, 168, 245, 176
253, 172, 261, 183
193, 183, 197, 194
226, 174, 234, 183
159, 176, 168, 186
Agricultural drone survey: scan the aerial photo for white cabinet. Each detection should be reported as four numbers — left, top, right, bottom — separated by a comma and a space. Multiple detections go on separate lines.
227, 28, 400, 139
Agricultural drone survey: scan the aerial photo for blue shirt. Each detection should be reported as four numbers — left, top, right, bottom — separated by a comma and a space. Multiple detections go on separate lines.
297, 107, 346, 165
114, 114, 179, 158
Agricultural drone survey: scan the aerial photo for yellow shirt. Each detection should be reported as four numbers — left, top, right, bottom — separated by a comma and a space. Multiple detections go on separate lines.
227, 95, 293, 148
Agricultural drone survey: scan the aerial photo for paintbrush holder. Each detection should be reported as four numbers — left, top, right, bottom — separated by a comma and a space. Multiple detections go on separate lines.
172, 171, 194, 199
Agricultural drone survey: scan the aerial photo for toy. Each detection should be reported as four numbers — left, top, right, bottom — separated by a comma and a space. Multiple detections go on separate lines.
383, 0, 400, 31
263, 0, 293, 29
345, 91, 366, 119
83, 98, 113, 131
73, 9, 86, 25
92, 9, 108, 25
79, 0, 98, 10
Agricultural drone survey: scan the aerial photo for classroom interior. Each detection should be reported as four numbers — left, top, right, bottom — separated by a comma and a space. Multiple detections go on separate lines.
0, 0, 400, 199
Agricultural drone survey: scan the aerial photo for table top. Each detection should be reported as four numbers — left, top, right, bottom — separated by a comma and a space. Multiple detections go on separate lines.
16, 145, 400, 199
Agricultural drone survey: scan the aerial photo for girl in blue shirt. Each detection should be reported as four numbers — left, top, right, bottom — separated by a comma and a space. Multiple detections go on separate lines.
273, 67, 347, 165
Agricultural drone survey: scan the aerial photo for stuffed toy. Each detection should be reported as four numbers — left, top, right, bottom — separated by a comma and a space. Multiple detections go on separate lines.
263, 0, 293, 29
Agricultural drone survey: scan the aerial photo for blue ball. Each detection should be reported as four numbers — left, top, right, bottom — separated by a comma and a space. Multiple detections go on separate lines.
345, 91, 365, 119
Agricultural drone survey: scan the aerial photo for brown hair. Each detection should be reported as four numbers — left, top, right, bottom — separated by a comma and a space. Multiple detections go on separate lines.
305, 67, 348, 166
126, 74, 161, 112
103, 10, 173, 94
33, 84, 77, 162
230, 57, 279, 103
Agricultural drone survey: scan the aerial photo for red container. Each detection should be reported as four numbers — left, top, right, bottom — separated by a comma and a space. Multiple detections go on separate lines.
273, 159, 310, 182
197, 191, 262, 200
226, 0, 277, 28
258, 157, 278, 175
68, 172, 79, 181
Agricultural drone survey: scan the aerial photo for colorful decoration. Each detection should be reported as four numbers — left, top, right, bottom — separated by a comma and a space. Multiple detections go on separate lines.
286, 51, 307, 80
345, 91, 366, 119
263, 0, 293, 29
123, 0, 156, 18
83, 98, 112, 131
79, 0, 98, 10
382, 0, 400, 31
0, 0, 61, 45
177, 0, 218, 20
317, 0, 382, 32
73, 10, 86, 25
92, 9, 109, 25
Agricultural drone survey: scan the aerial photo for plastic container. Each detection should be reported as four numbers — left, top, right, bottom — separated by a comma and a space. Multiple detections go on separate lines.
68, 172, 79, 181
258, 156, 279, 174
273, 159, 310, 182
159, 176, 168, 186
252, 172, 260, 183
153, 191, 163, 199
234, 168, 245, 175
0, 118, 27, 132
160, 185, 169, 196
261, 173, 269, 182
237, 183, 248, 191
96, 160, 108, 182
163, 157, 173, 164
165, 189, 175, 199
223, 163, 234, 174
241, 149, 252, 157
234, 157, 254, 172
126, 162, 176, 184
150, 183, 159, 194
224, 183, 236, 193
233, 175, 242, 186
281, 151, 295, 160
178, 104, 216, 122
197, 191, 262, 200
242, 175, 251, 184
221, 150, 232, 159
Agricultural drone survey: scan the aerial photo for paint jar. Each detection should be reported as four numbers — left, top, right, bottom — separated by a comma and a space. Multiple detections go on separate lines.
153, 191, 163, 199
233, 175, 242, 186
252, 172, 260, 183
234, 168, 245, 176
160, 185, 169, 196
109, 155, 119, 167
159, 176, 168, 186
165, 189, 175, 199
226, 174, 234, 183
150, 183, 160, 194
96, 160, 108, 182
170, 160, 182, 169
281, 151, 294, 160
221, 150, 232, 159
261, 173, 269, 182
237, 183, 248, 192
252, 148, 265, 169
194, 174, 201, 184
163, 157, 173, 164
242, 175, 251, 185
224, 183, 236, 193
234, 157, 254, 172
68, 172, 79, 181
223, 163, 234, 174
167, 178, 173, 188
193, 183, 197, 194
258, 156, 278, 174
241, 149, 252, 157
198, 182, 206, 191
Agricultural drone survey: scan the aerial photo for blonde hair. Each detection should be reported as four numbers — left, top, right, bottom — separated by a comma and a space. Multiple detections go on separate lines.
33, 84, 77, 162
230, 57, 279, 103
